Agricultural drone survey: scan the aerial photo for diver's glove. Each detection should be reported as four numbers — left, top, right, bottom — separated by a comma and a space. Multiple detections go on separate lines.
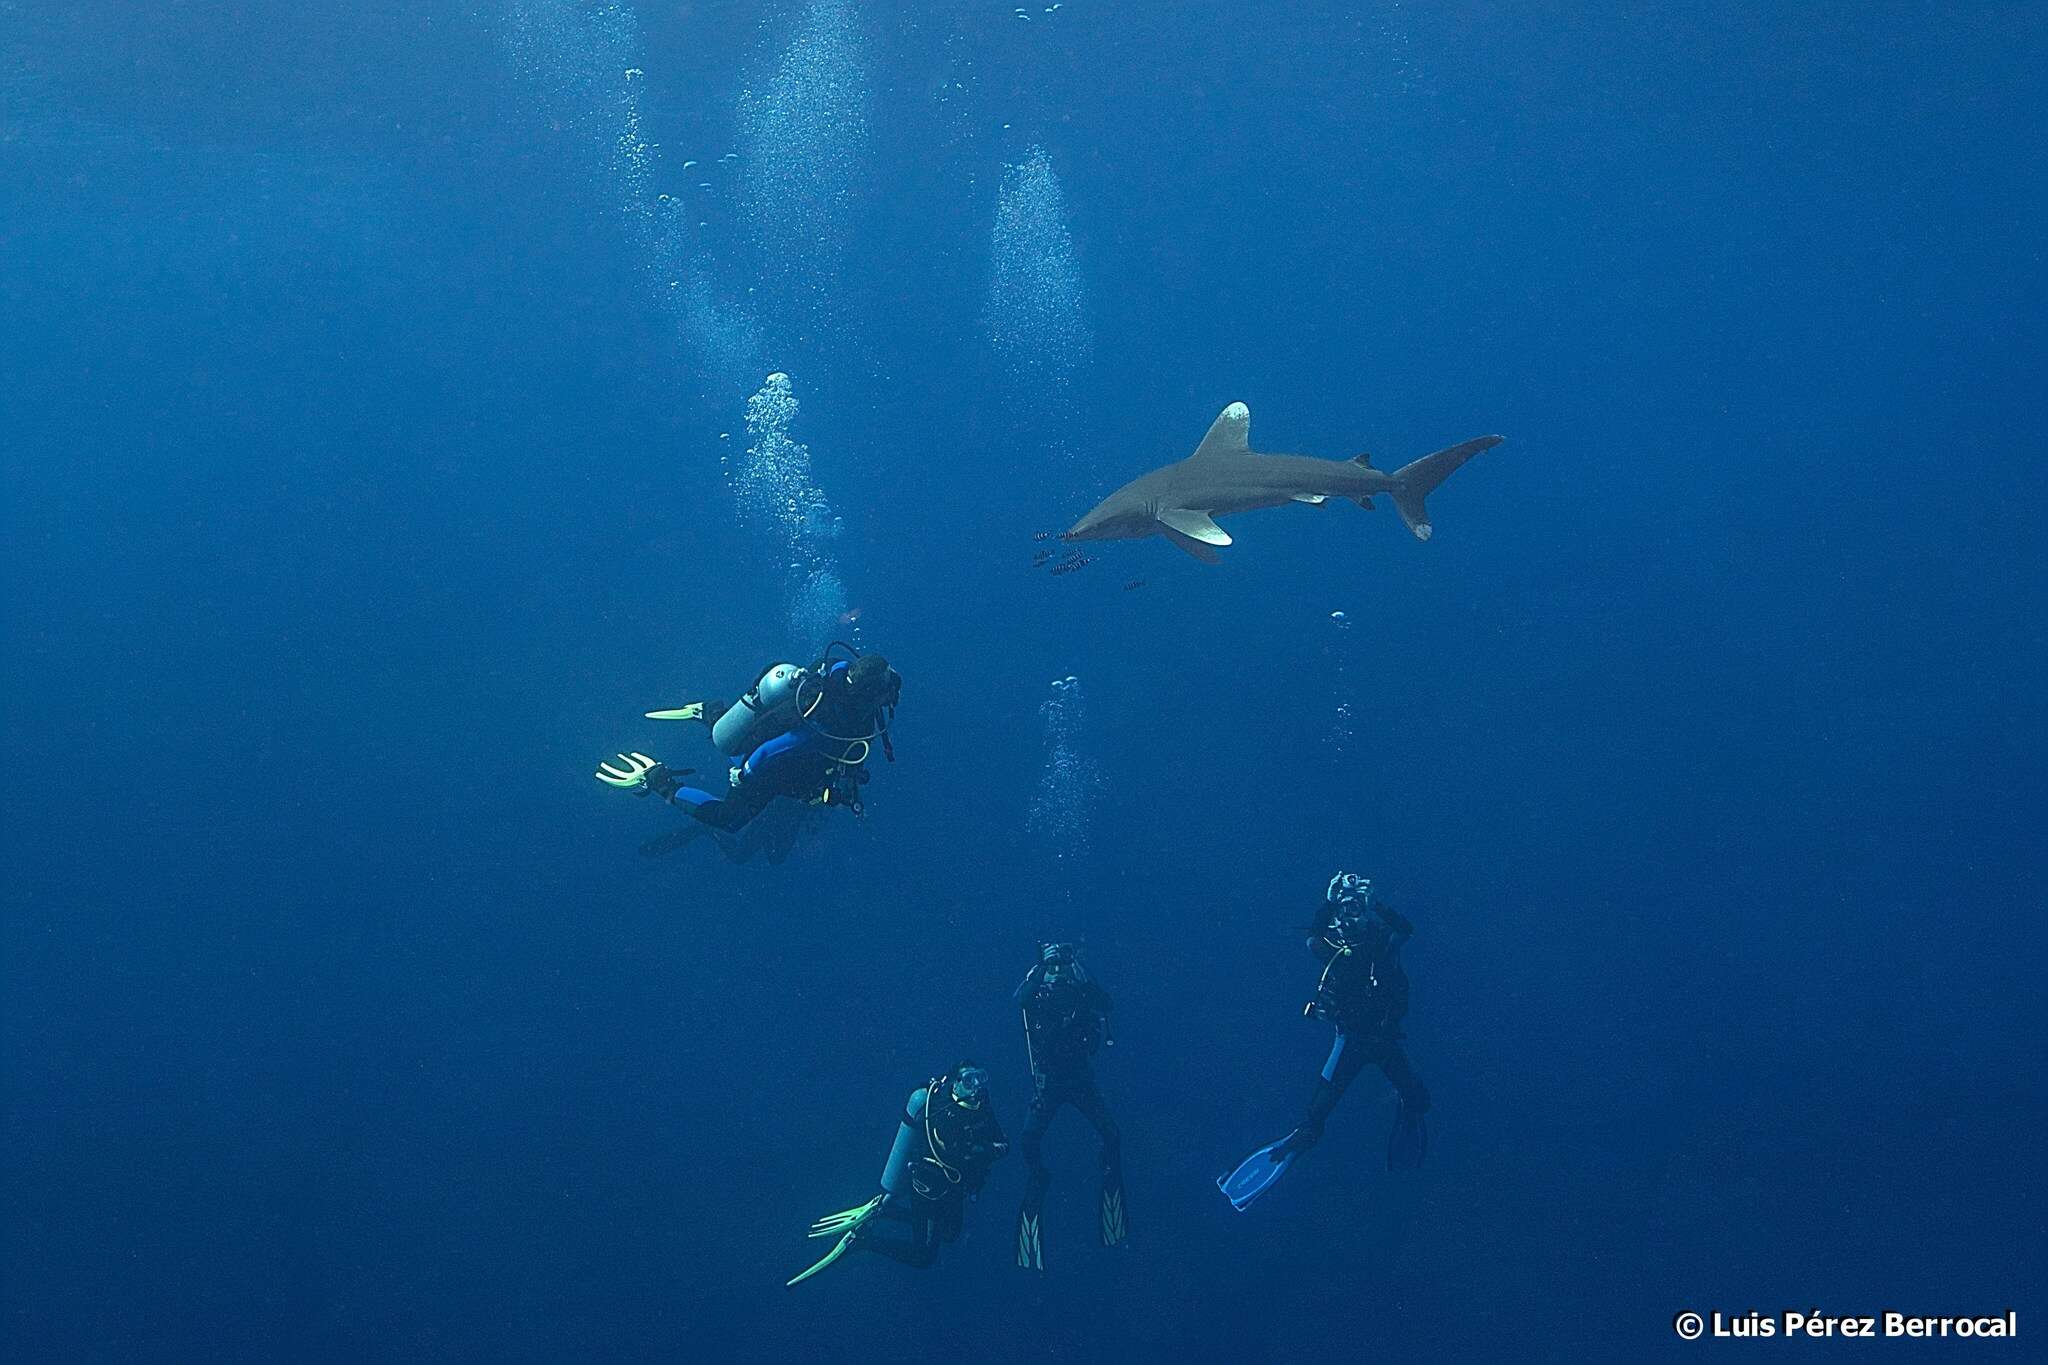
594, 753, 686, 801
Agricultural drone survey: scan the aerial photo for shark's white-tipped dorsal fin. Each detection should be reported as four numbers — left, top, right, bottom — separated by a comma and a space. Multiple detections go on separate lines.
1190, 402, 1251, 462
1158, 508, 1231, 545
1292, 494, 1328, 505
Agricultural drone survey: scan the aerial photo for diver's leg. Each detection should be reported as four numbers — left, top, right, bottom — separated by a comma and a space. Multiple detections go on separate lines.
1290, 1029, 1370, 1155
1020, 1084, 1059, 1199
1377, 1041, 1430, 1113
856, 1203, 941, 1270
1016, 1084, 1059, 1269
1071, 1079, 1127, 1246
1378, 1041, 1431, 1169
683, 729, 820, 833
1069, 1079, 1122, 1181
665, 781, 771, 832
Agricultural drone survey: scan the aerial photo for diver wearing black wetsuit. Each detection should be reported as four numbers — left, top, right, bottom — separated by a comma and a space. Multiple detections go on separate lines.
1217, 872, 1430, 1211
786, 1065, 1009, 1286
1014, 943, 1125, 1269
1297, 873, 1430, 1164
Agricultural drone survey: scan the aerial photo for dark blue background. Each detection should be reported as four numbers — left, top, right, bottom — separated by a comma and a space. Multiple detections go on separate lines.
4, 3, 2041, 1360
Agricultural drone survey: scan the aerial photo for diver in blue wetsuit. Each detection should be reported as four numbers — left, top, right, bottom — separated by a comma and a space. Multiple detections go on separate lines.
785, 1064, 1010, 1287
1219, 872, 1431, 1211
595, 644, 901, 836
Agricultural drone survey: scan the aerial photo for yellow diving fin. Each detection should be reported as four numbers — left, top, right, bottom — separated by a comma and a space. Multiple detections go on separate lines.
785, 1229, 858, 1288
786, 1194, 885, 1288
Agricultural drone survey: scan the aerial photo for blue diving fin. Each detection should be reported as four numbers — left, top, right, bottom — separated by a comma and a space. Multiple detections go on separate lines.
1217, 1133, 1300, 1212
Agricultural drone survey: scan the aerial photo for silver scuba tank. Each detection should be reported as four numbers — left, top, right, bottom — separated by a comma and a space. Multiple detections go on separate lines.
711, 663, 807, 756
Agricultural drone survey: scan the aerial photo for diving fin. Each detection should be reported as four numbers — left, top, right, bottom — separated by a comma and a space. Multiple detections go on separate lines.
1387, 1105, 1429, 1171
786, 1194, 886, 1288
645, 702, 707, 722
785, 1229, 859, 1288
1016, 1206, 1043, 1271
1217, 1133, 1300, 1212
1100, 1177, 1128, 1247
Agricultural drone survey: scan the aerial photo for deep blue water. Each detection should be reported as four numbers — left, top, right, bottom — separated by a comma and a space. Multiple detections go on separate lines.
4, 3, 2043, 1360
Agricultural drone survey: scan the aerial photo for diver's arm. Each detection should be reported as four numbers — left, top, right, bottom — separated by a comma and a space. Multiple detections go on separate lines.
876, 1088, 929, 1198
1011, 966, 1046, 1009
1372, 900, 1414, 949
965, 1114, 1010, 1193
1086, 981, 1113, 1015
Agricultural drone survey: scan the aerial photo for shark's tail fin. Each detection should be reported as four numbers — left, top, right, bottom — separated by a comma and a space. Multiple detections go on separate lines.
1386, 436, 1504, 540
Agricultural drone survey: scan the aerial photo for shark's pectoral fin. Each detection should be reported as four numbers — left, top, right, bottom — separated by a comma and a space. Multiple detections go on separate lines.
1160, 526, 1224, 564
1291, 494, 1328, 505
1158, 508, 1231, 545
1191, 402, 1252, 462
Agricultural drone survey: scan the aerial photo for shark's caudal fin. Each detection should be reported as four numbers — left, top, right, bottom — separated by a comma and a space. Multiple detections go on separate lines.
1386, 435, 1504, 540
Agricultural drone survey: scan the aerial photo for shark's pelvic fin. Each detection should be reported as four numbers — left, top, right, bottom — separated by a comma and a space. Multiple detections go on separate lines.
1160, 525, 1224, 564
1159, 508, 1231, 545
1292, 494, 1328, 505
1387, 435, 1504, 541
1190, 402, 1252, 462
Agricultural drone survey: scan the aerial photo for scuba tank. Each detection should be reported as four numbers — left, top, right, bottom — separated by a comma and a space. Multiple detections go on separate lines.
711, 662, 807, 757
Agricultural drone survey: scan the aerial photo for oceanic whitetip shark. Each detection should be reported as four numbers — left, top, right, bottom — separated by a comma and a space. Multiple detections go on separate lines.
1062, 402, 1503, 563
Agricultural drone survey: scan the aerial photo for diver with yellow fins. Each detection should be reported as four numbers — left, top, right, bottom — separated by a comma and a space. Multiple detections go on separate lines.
1014, 942, 1125, 1270
594, 642, 901, 837
787, 1064, 1010, 1287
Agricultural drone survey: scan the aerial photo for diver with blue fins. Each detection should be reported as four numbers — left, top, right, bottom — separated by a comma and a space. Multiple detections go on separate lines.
786, 1064, 1009, 1286
1014, 942, 1125, 1270
594, 641, 900, 837
1219, 872, 1431, 1211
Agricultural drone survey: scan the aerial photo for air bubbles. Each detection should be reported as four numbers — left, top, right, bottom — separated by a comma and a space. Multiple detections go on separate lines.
1028, 675, 1100, 876
986, 146, 1092, 393
497, 0, 760, 392
1327, 608, 1357, 752
735, 371, 851, 649
736, 0, 869, 302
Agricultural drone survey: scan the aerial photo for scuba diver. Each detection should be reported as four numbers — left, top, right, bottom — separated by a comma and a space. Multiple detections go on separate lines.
594, 642, 901, 837
1013, 943, 1124, 1270
787, 1064, 1009, 1287
1218, 872, 1431, 1212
